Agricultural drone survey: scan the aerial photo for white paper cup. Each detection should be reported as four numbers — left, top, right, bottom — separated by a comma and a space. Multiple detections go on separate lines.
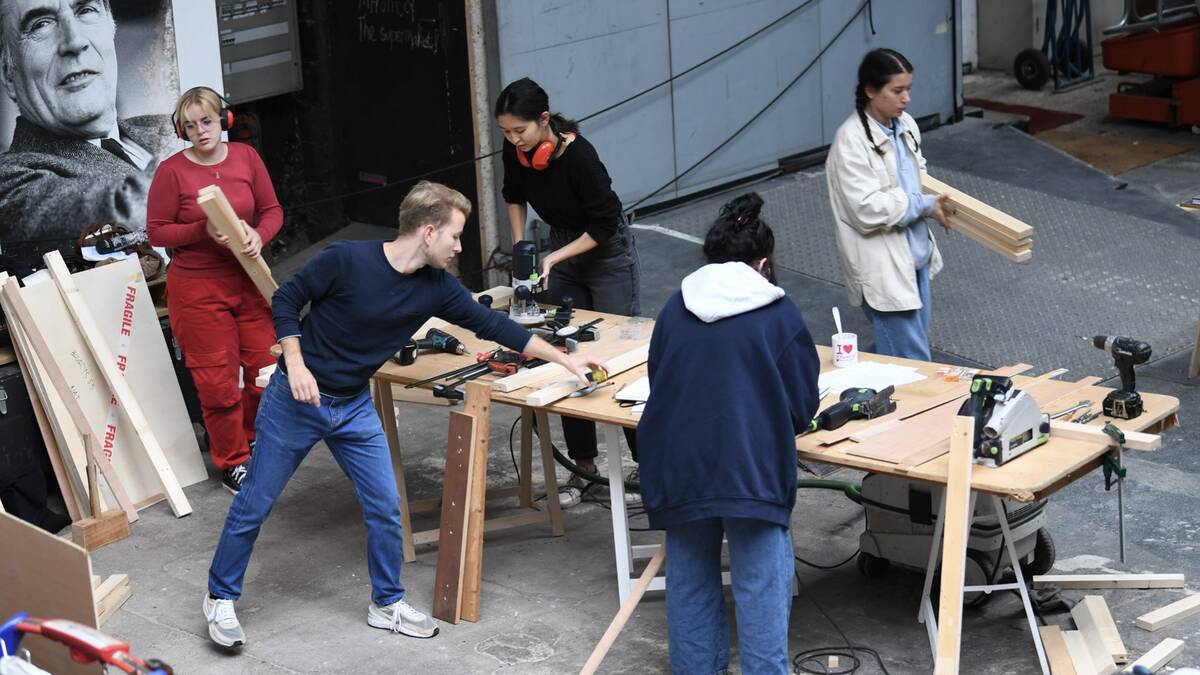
832, 332, 858, 368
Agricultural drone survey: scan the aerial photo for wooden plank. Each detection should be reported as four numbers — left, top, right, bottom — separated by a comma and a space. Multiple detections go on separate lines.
1135, 593, 1200, 631
933, 415, 976, 675
0, 273, 82, 522
524, 345, 649, 407
1126, 638, 1184, 673
1050, 421, 1159, 452
0, 512, 100, 675
1038, 625, 1078, 675
45, 253, 192, 517
922, 173, 1034, 241
1072, 595, 1127, 664
1189, 319, 1200, 379
1061, 630, 1102, 675
459, 381, 491, 622
949, 219, 1034, 263
534, 410, 565, 537
196, 186, 279, 303
1032, 574, 1185, 590
13, 260, 205, 511
1, 279, 138, 522
431, 412, 476, 624
580, 544, 666, 675
93, 574, 132, 626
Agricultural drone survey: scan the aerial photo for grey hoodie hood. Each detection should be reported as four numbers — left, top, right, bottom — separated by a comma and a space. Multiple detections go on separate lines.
681, 261, 785, 323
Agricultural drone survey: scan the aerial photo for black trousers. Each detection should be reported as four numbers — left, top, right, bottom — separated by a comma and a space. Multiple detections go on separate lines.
541, 222, 641, 463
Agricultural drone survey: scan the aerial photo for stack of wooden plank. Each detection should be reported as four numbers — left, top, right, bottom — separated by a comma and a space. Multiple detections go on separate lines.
0, 252, 208, 551
921, 174, 1034, 263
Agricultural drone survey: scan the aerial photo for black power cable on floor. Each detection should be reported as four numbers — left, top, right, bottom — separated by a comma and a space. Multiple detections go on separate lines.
791, 568, 894, 675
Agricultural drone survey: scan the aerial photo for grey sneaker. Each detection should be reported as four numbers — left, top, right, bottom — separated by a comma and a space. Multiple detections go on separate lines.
367, 599, 439, 638
203, 594, 246, 647
558, 474, 587, 508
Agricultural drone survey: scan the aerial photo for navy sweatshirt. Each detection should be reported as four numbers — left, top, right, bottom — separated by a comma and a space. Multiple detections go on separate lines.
272, 240, 532, 397
636, 262, 821, 529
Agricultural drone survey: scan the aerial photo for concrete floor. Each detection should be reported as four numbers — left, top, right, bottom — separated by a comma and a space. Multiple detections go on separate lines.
78, 69, 1200, 674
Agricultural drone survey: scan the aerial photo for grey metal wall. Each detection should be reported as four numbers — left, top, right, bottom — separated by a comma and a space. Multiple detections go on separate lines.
495, 0, 960, 210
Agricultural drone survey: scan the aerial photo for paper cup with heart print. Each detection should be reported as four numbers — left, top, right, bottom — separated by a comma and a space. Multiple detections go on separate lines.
832, 332, 858, 368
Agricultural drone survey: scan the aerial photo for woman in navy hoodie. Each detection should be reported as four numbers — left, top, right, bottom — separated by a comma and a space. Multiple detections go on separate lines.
638, 193, 821, 674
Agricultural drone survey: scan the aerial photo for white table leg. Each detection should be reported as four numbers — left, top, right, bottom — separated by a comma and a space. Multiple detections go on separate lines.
604, 423, 633, 603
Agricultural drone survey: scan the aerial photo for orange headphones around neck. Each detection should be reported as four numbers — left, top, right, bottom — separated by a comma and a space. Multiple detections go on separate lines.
172, 86, 234, 140
515, 131, 562, 170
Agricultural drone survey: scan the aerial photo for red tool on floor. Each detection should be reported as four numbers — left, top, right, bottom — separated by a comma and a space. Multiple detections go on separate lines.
0, 614, 172, 674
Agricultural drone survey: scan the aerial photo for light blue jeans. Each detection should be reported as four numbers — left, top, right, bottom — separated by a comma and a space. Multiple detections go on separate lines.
665, 518, 794, 675
862, 265, 932, 361
208, 370, 405, 606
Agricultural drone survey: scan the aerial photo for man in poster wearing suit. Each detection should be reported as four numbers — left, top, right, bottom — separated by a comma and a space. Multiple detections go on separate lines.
0, 0, 173, 250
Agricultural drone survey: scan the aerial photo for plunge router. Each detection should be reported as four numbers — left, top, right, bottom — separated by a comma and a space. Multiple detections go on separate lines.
509, 240, 545, 325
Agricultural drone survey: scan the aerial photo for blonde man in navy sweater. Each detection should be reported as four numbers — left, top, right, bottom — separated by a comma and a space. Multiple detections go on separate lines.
638, 193, 821, 674
202, 181, 605, 648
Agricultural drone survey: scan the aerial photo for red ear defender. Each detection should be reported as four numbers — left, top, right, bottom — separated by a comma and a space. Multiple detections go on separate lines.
172, 86, 235, 140
514, 135, 560, 170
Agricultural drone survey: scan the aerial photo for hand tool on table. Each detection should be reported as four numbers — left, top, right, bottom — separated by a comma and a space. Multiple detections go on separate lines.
535, 317, 602, 353
1081, 335, 1152, 420
429, 350, 546, 401
392, 327, 467, 366
957, 374, 1050, 467
1101, 422, 1129, 563
1048, 400, 1092, 420
568, 369, 612, 398
807, 385, 895, 432
509, 240, 546, 326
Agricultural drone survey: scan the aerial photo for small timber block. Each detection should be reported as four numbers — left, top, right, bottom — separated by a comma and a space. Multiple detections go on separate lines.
71, 509, 131, 550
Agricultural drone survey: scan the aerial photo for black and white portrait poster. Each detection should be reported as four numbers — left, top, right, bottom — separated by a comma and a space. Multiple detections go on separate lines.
0, 0, 221, 266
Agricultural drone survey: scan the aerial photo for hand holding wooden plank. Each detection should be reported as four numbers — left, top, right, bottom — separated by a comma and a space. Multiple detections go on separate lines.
921, 173, 1033, 263
196, 185, 279, 303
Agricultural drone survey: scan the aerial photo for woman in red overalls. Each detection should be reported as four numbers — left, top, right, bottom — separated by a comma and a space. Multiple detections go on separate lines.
147, 87, 281, 494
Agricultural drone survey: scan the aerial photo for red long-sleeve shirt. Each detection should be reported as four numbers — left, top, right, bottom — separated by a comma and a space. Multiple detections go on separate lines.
147, 142, 283, 277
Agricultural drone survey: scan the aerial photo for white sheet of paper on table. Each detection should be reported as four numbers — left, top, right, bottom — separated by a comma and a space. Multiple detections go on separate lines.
817, 361, 926, 394
616, 376, 650, 402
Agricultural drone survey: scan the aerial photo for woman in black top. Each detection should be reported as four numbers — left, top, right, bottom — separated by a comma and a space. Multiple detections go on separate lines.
495, 78, 640, 505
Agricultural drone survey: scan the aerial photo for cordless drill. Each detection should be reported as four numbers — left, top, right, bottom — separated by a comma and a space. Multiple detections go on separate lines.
1084, 335, 1152, 419
808, 385, 896, 432
393, 327, 466, 366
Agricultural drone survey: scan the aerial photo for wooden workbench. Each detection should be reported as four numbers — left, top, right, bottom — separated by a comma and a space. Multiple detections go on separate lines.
367, 306, 1179, 646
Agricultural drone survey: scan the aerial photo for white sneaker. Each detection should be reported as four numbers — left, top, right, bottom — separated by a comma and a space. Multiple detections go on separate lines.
367, 599, 439, 638
203, 594, 246, 647
558, 474, 587, 508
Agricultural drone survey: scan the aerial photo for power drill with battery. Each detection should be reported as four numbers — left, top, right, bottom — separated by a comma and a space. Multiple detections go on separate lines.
1083, 335, 1152, 420
393, 327, 467, 366
808, 385, 896, 432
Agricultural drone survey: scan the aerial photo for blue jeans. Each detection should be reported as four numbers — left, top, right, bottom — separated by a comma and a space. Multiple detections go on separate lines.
208, 370, 405, 606
665, 518, 794, 675
861, 265, 932, 361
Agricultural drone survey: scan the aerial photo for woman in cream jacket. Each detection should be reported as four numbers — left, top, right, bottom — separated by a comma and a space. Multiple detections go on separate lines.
826, 49, 952, 360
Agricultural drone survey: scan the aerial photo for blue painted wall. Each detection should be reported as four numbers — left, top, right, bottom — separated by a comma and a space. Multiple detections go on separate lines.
496, 0, 960, 209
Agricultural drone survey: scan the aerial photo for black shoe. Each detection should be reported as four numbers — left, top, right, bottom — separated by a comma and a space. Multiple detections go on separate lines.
221, 464, 248, 495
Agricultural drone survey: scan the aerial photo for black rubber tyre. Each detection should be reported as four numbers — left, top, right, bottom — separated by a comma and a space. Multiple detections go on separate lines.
931, 552, 993, 610
856, 551, 890, 578
1019, 527, 1056, 579
1014, 48, 1051, 90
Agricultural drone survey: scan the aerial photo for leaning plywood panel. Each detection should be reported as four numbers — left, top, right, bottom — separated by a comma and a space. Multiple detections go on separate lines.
0, 512, 101, 675
20, 259, 205, 511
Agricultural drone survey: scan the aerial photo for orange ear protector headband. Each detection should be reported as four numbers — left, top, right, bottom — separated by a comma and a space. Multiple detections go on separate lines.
172, 87, 234, 140
515, 132, 562, 170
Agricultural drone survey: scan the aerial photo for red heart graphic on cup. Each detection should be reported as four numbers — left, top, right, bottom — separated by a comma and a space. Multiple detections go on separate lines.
841, 344, 853, 354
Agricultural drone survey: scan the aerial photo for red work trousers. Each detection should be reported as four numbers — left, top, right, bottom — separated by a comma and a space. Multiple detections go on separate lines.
167, 271, 275, 471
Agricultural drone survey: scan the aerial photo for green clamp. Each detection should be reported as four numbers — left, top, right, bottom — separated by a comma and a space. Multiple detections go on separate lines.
1102, 452, 1126, 491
